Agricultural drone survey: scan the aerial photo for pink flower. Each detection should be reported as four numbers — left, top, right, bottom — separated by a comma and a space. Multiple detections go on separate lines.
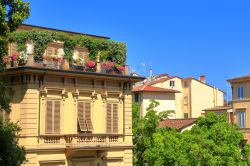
11, 54, 18, 61
87, 60, 96, 68
117, 65, 125, 72
106, 61, 115, 69
101, 63, 107, 69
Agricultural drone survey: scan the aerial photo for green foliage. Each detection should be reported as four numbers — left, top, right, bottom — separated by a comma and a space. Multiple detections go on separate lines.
133, 109, 250, 166
0, 82, 10, 112
0, 1, 29, 165
0, 119, 26, 166
0, 0, 30, 65
9, 30, 127, 64
133, 99, 174, 165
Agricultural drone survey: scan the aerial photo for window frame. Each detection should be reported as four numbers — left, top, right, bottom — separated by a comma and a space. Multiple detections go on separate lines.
106, 101, 119, 134
45, 99, 61, 135
77, 100, 93, 133
237, 86, 245, 100
170, 80, 175, 87
238, 110, 246, 128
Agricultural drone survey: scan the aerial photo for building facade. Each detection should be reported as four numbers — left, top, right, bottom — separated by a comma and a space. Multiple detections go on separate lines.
133, 74, 224, 119
228, 74, 250, 143
0, 25, 144, 166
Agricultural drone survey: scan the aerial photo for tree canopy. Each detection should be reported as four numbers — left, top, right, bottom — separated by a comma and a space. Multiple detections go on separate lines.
0, 120, 26, 166
133, 100, 250, 166
0, 0, 29, 165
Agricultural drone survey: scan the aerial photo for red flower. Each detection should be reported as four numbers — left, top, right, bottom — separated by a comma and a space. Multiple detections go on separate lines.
87, 60, 96, 68
2, 56, 9, 64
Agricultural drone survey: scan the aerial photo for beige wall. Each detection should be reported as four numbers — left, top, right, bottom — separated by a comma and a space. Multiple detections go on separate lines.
140, 92, 176, 117
152, 77, 183, 118
190, 79, 224, 118
4, 72, 135, 166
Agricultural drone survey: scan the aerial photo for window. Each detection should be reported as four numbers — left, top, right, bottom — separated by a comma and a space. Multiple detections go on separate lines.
134, 92, 140, 103
238, 111, 246, 128
45, 100, 61, 134
106, 103, 118, 133
170, 81, 175, 87
46, 47, 58, 56
184, 113, 189, 119
183, 95, 188, 105
238, 86, 245, 100
77, 101, 93, 132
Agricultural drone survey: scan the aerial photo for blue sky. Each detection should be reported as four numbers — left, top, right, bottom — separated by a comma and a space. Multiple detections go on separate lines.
25, 0, 250, 99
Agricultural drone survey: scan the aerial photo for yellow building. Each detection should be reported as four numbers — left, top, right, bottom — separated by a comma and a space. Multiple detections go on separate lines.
228, 74, 250, 143
0, 24, 144, 166
133, 74, 224, 118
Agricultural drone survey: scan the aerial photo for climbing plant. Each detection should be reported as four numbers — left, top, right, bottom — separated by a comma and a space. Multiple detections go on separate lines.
9, 30, 127, 64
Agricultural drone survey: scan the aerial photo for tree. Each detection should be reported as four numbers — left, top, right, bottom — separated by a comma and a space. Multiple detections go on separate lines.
0, 1, 29, 165
135, 111, 250, 166
0, 120, 26, 166
132, 99, 174, 165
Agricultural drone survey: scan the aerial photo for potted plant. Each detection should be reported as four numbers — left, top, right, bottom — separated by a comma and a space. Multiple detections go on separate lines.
11, 54, 18, 67
101, 61, 115, 74
115, 65, 125, 74
85, 60, 96, 72
75, 58, 85, 71
17, 52, 28, 66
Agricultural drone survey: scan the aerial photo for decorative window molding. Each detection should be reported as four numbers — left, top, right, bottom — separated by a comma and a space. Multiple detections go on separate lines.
40, 87, 68, 99
72, 89, 97, 101
101, 90, 124, 103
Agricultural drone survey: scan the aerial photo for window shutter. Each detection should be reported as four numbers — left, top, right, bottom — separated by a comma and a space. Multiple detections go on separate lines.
45, 101, 53, 134
78, 102, 87, 131
47, 47, 53, 56
53, 101, 60, 134
106, 103, 112, 133
112, 103, 118, 133
85, 102, 93, 131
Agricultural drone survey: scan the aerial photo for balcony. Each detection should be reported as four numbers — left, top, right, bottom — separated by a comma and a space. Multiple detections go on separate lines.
3, 54, 130, 76
39, 134, 124, 147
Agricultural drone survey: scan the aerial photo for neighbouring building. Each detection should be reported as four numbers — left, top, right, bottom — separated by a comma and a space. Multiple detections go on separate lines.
158, 118, 197, 132
132, 73, 224, 119
228, 74, 250, 143
0, 24, 144, 166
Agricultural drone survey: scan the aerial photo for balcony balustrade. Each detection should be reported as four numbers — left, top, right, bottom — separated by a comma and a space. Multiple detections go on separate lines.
39, 134, 124, 146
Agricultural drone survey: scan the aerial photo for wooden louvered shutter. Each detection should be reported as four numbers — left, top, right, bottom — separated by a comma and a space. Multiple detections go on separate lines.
47, 47, 53, 56
53, 101, 60, 134
106, 103, 112, 133
85, 102, 93, 131
46, 101, 53, 134
112, 104, 118, 133
78, 102, 87, 131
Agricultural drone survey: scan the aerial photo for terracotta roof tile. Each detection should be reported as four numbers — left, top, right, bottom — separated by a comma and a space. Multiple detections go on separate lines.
132, 84, 180, 93
158, 118, 197, 130
228, 74, 250, 82
203, 106, 232, 111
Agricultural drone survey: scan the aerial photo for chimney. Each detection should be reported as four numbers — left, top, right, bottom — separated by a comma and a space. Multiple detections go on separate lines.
199, 75, 206, 83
